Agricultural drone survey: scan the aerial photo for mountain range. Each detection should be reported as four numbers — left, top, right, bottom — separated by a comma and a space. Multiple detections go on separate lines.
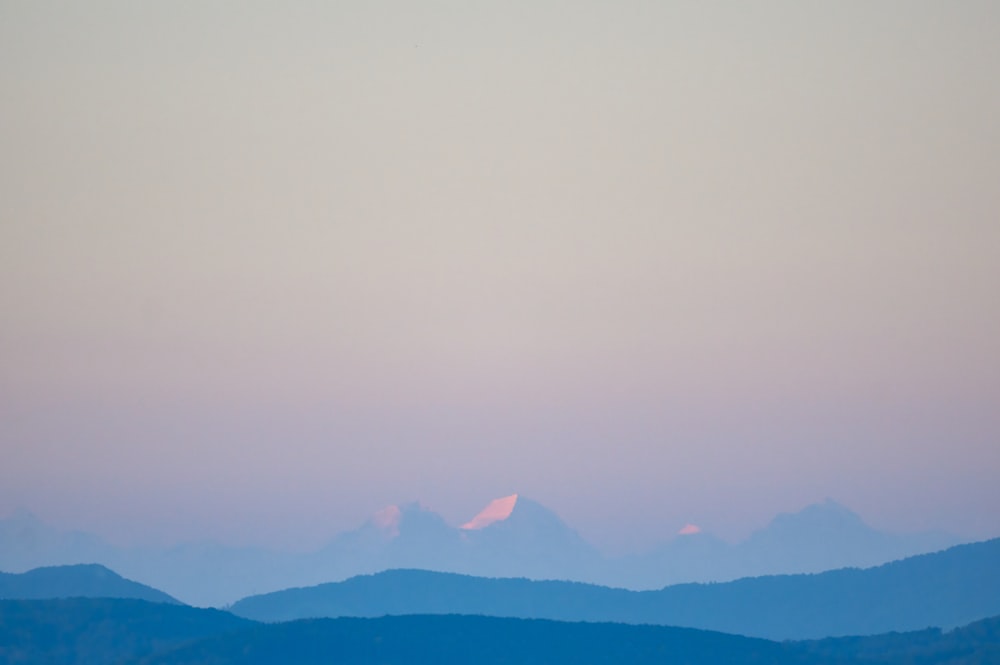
0, 496, 962, 606
229, 537, 1000, 640
2, 540, 999, 661
610, 498, 959, 588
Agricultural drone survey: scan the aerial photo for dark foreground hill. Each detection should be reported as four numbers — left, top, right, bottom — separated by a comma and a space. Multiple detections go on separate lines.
230, 537, 1000, 639
0, 598, 252, 664
0, 597, 814, 665
140, 614, 823, 665
797, 614, 1000, 665
2, 597, 999, 665
0, 563, 179, 604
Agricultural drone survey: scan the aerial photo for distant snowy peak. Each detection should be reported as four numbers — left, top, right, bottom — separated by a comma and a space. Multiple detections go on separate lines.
372, 505, 402, 538
363, 501, 448, 541
462, 494, 518, 530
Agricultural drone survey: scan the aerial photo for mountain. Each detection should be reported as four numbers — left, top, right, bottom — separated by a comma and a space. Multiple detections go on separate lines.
607, 529, 735, 588
230, 537, 1000, 640
0, 510, 118, 572
253, 495, 601, 592
310, 502, 465, 580
0, 511, 295, 607
0, 499, 968, 607
112, 541, 303, 608
739, 498, 960, 575
603, 499, 962, 588
3, 596, 999, 665
0, 563, 180, 604
0, 498, 595, 607
458, 494, 604, 581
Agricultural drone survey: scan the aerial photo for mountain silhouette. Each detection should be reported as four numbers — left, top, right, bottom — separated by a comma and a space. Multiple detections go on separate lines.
311, 502, 464, 580
0, 498, 968, 607
459, 495, 603, 580
739, 498, 959, 575
0, 511, 117, 571
0, 563, 179, 604
230, 538, 1000, 640
0, 511, 293, 607
603, 499, 961, 588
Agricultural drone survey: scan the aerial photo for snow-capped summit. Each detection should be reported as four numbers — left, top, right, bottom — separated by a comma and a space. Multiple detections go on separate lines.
461, 494, 518, 530
459, 494, 603, 581
371, 505, 403, 538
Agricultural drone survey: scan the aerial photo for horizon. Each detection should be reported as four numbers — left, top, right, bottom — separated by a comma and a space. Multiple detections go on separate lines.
1, 493, 989, 557
2, 2, 999, 558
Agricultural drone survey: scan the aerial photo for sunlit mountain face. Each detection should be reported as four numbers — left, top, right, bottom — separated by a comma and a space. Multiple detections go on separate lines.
371, 505, 402, 539
0, 497, 970, 606
461, 494, 518, 530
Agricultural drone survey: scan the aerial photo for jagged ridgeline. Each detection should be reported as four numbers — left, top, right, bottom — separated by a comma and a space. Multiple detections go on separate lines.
0, 497, 963, 607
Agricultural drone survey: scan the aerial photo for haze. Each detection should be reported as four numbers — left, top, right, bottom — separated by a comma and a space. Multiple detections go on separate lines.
1, 1, 998, 555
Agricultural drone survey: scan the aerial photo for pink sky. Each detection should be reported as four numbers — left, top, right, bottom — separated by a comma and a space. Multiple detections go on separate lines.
0, 1, 998, 554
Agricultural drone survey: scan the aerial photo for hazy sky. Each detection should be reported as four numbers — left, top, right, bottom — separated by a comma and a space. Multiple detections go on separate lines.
2, 1, 998, 554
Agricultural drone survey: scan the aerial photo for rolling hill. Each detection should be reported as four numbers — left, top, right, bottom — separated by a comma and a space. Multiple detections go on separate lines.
2, 597, 998, 665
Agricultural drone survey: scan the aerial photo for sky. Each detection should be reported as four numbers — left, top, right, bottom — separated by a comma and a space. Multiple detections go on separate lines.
2, 1, 999, 555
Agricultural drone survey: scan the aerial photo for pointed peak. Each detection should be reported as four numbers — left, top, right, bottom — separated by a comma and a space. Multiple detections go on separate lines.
461, 494, 519, 530
371, 505, 402, 537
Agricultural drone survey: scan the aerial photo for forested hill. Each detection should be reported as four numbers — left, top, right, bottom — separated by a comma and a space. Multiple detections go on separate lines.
2, 598, 999, 665
0, 598, 251, 664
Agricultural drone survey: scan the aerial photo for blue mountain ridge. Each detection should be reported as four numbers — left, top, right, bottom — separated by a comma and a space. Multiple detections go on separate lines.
0, 497, 965, 607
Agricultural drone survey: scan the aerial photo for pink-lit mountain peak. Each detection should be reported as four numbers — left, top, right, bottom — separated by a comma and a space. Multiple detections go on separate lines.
461, 494, 519, 530
372, 504, 402, 537
678, 523, 702, 536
